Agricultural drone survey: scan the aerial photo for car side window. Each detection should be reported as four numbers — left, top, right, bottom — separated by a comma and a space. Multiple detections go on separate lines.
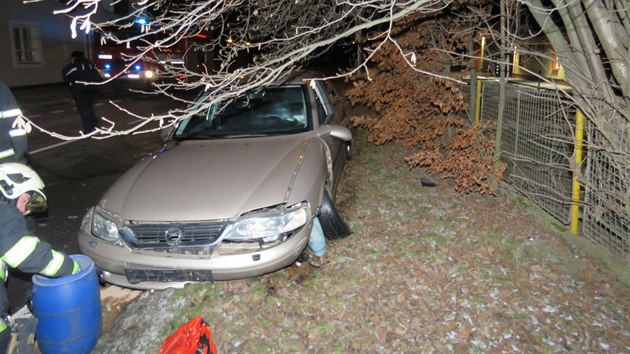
313, 81, 334, 125
315, 96, 328, 125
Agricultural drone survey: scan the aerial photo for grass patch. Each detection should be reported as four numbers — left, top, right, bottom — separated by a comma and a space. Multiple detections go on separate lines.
484, 233, 505, 245
313, 320, 337, 335
350, 220, 364, 234
551, 222, 568, 233
433, 217, 445, 231
507, 242, 528, 265
562, 235, 630, 287
502, 184, 629, 286
420, 231, 446, 244
301, 272, 331, 289
491, 273, 510, 284
516, 196, 529, 208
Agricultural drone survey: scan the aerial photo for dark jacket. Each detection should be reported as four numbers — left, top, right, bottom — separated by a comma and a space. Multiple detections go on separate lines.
0, 81, 28, 164
62, 57, 103, 93
0, 202, 80, 334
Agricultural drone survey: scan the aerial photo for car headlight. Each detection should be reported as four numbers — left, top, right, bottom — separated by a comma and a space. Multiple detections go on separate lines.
83, 206, 122, 243
224, 203, 309, 243
144, 70, 154, 78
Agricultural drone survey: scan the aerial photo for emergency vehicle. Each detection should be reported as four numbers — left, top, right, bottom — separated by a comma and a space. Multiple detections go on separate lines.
92, 18, 215, 87
93, 46, 157, 82
93, 28, 189, 85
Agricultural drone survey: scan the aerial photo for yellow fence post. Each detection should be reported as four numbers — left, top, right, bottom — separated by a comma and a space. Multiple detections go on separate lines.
474, 36, 486, 126
475, 80, 483, 126
570, 109, 585, 235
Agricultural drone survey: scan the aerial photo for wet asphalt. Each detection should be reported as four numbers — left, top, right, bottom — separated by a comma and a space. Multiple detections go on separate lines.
7, 82, 192, 312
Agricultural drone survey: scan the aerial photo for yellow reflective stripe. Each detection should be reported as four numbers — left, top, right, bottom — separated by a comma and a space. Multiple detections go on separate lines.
0, 262, 6, 281
0, 108, 22, 119
0, 148, 15, 159
2, 236, 39, 268
72, 261, 80, 274
9, 128, 27, 137
40, 250, 65, 276
0, 319, 7, 332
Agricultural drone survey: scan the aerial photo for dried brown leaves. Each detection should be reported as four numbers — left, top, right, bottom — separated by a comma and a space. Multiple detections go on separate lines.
345, 10, 505, 195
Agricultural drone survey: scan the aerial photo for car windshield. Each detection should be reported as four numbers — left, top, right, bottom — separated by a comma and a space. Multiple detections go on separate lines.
174, 85, 309, 139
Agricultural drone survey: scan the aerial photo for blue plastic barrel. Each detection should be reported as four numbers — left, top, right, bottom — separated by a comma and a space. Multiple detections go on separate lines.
32, 254, 102, 354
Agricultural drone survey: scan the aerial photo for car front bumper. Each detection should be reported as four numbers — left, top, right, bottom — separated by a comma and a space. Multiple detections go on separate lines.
77, 223, 312, 290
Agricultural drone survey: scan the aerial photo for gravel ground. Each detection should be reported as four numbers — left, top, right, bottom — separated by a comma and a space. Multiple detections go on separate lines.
95, 126, 630, 354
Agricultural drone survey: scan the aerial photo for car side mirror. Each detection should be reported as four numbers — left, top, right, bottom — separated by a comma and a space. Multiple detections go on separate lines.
318, 125, 352, 142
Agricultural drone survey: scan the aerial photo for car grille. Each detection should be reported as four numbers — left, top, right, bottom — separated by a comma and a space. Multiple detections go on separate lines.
120, 222, 227, 248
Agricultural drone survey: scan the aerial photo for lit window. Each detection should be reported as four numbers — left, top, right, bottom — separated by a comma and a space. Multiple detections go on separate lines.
11, 22, 43, 66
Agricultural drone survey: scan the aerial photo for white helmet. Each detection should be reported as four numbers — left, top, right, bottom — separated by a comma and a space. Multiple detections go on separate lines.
0, 163, 47, 214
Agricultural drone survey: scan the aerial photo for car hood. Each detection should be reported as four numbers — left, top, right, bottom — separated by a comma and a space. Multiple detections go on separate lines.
99, 135, 312, 221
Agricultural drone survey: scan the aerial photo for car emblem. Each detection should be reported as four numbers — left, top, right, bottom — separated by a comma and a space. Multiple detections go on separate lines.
164, 227, 184, 245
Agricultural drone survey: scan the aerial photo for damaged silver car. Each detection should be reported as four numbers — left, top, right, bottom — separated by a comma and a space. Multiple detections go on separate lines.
78, 71, 352, 289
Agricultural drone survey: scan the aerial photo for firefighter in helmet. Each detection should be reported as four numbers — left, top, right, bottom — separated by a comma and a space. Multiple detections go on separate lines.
0, 163, 80, 353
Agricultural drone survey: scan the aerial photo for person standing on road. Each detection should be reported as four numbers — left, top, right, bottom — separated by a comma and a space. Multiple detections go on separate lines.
0, 163, 80, 354
0, 81, 28, 165
62, 51, 103, 134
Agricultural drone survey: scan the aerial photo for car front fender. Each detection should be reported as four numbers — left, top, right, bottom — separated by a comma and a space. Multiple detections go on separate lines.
284, 138, 328, 213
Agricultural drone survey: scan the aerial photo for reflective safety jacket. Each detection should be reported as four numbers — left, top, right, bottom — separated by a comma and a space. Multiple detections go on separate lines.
0, 81, 28, 164
0, 202, 80, 334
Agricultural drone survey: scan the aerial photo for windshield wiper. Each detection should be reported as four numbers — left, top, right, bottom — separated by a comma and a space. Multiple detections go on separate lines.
173, 132, 269, 140
220, 133, 269, 138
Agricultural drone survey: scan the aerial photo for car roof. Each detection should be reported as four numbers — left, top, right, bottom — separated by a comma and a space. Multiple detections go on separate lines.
278, 70, 326, 85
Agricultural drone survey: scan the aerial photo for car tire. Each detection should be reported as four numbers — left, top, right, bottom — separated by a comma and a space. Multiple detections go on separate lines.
319, 190, 351, 240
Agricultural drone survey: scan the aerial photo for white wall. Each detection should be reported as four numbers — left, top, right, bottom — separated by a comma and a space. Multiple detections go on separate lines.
0, 0, 111, 87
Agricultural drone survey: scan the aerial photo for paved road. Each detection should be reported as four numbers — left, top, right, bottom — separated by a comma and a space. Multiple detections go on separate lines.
7, 83, 194, 312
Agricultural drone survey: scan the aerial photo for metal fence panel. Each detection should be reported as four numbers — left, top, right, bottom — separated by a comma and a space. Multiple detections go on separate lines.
482, 81, 574, 224
465, 78, 629, 259
480, 81, 499, 125
582, 114, 630, 259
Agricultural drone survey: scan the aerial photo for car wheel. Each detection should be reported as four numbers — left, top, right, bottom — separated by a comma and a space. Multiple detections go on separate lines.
319, 190, 351, 240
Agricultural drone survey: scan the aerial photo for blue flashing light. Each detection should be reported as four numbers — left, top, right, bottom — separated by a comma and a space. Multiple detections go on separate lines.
135, 17, 148, 25
104, 64, 112, 70
134, 64, 142, 71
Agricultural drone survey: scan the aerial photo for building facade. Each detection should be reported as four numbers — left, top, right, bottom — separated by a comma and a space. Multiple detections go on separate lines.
1, 0, 112, 87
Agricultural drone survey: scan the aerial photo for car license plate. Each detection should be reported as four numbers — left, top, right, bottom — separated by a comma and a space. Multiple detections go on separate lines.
125, 268, 213, 284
